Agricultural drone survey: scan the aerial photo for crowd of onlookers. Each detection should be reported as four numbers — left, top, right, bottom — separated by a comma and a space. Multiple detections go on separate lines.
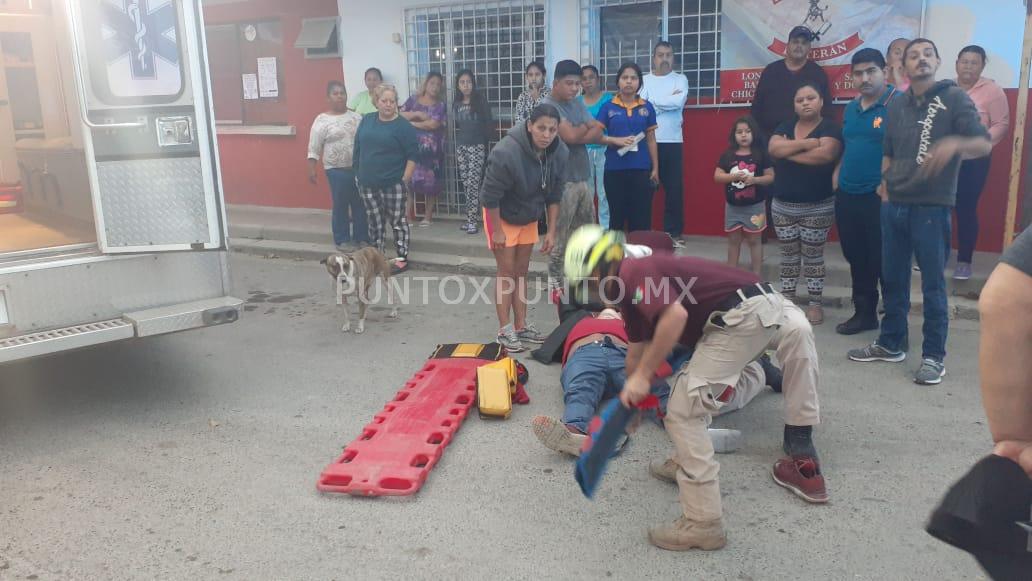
306, 25, 1010, 379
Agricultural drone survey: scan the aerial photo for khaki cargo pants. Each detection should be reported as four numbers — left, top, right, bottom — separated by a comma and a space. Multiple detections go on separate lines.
665, 291, 820, 522
548, 181, 596, 287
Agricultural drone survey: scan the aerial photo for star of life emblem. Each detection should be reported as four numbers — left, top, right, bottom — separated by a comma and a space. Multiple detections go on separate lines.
98, 0, 182, 97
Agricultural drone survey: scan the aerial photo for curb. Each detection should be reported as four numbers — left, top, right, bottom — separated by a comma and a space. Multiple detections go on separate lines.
229, 237, 979, 321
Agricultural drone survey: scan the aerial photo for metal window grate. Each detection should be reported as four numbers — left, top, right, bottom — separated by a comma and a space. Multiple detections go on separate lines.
581, 0, 723, 107
404, 1, 547, 217
667, 0, 722, 105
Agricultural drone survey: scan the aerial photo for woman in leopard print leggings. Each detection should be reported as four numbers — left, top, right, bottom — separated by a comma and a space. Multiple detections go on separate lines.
453, 70, 495, 234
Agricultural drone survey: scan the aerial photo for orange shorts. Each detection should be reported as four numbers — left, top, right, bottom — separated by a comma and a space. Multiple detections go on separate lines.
483, 209, 539, 249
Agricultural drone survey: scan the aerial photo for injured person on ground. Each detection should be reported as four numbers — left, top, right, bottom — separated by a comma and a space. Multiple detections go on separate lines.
531, 307, 783, 457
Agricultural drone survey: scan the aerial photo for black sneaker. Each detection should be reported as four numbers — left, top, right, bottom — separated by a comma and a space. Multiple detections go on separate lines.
759, 353, 783, 393
835, 312, 879, 335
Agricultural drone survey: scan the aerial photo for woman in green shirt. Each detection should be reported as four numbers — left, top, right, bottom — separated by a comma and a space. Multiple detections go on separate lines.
348, 67, 383, 116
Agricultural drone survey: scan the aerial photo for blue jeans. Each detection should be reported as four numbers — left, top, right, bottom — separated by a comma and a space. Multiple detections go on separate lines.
561, 337, 670, 432
326, 168, 368, 246
878, 202, 951, 361
587, 147, 610, 229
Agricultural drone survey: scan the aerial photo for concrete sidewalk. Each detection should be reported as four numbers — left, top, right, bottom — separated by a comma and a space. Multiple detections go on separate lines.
227, 204, 993, 320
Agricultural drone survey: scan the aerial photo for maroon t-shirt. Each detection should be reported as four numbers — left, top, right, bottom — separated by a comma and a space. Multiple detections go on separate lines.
617, 254, 761, 347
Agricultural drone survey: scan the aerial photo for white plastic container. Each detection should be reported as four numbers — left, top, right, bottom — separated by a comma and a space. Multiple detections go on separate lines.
708, 428, 744, 454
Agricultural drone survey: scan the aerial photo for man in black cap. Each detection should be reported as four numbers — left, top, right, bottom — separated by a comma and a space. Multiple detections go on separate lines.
751, 25, 832, 138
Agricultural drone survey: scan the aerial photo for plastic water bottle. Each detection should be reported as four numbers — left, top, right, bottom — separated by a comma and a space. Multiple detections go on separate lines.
708, 428, 743, 454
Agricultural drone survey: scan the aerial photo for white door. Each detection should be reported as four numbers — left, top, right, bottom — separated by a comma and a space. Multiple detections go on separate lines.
67, 0, 224, 253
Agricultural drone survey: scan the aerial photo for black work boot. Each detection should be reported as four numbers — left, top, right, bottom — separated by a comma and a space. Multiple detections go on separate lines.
836, 295, 879, 335
783, 425, 818, 459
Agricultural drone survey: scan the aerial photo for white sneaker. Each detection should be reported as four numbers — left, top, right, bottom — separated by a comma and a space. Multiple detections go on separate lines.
531, 416, 586, 457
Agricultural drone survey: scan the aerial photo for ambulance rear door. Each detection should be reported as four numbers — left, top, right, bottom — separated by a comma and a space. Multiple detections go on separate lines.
67, 0, 224, 254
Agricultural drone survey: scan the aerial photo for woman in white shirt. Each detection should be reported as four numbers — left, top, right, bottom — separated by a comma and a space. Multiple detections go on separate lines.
308, 81, 366, 250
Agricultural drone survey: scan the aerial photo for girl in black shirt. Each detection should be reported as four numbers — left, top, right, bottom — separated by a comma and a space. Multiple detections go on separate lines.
768, 82, 842, 325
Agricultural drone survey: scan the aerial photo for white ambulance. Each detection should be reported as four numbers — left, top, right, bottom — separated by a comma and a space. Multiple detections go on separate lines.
0, 0, 240, 364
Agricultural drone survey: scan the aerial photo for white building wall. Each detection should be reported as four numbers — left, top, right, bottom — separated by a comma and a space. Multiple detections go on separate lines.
338, 0, 411, 100
338, 0, 581, 102
925, 0, 1026, 88
545, 0, 581, 74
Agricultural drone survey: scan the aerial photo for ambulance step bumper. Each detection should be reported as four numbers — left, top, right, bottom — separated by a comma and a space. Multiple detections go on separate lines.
124, 296, 243, 338
0, 319, 134, 364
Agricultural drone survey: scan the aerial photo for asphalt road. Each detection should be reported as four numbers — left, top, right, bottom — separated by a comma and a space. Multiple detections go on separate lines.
0, 254, 991, 580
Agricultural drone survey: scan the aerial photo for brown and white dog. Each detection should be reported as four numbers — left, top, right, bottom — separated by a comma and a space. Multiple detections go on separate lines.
320, 247, 399, 333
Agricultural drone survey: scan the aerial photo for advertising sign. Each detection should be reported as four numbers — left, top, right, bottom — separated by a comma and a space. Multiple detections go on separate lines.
720, 0, 923, 102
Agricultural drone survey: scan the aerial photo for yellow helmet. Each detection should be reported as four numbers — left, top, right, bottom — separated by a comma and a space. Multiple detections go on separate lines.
564, 225, 626, 303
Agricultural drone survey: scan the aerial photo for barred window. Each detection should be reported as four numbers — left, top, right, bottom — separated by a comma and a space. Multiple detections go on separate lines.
405, 1, 546, 217
667, 0, 721, 105
581, 0, 723, 107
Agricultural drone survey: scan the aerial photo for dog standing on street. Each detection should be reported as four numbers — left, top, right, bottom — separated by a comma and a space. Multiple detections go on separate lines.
320, 247, 399, 333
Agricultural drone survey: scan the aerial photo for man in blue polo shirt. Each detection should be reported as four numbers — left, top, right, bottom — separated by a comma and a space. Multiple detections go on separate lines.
832, 48, 898, 335
595, 63, 659, 232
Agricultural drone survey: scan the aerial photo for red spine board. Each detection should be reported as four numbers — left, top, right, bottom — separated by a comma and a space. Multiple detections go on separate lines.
317, 355, 490, 496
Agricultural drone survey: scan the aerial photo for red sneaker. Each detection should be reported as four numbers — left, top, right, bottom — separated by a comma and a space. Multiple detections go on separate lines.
772, 456, 829, 504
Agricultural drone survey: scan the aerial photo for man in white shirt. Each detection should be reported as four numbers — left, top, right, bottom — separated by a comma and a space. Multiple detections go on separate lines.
640, 42, 690, 247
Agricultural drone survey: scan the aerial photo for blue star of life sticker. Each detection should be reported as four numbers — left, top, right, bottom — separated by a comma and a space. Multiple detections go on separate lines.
101, 0, 179, 80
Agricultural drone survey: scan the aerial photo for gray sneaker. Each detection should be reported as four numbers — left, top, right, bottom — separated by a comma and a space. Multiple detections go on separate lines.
848, 342, 906, 363
914, 358, 946, 385
516, 322, 547, 344
497, 323, 525, 353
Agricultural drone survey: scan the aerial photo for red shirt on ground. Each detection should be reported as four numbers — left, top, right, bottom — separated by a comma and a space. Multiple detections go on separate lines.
562, 317, 629, 364
618, 254, 760, 347
561, 315, 673, 378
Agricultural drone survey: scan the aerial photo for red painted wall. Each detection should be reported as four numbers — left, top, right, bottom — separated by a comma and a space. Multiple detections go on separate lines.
203, 0, 342, 209
660, 91, 1029, 253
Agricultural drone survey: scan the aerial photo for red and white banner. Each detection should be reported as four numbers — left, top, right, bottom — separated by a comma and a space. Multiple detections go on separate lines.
720, 0, 923, 103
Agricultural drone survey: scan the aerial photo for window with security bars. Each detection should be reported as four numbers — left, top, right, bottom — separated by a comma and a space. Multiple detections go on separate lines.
667, 0, 721, 104
404, 1, 546, 217
581, 0, 723, 106
598, 2, 662, 89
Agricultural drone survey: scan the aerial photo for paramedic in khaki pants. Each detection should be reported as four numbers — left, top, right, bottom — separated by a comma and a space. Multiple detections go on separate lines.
564, 226, 826, 551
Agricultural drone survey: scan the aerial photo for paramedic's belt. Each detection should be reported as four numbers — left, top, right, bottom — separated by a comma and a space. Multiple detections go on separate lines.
716, 282, 777, 313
